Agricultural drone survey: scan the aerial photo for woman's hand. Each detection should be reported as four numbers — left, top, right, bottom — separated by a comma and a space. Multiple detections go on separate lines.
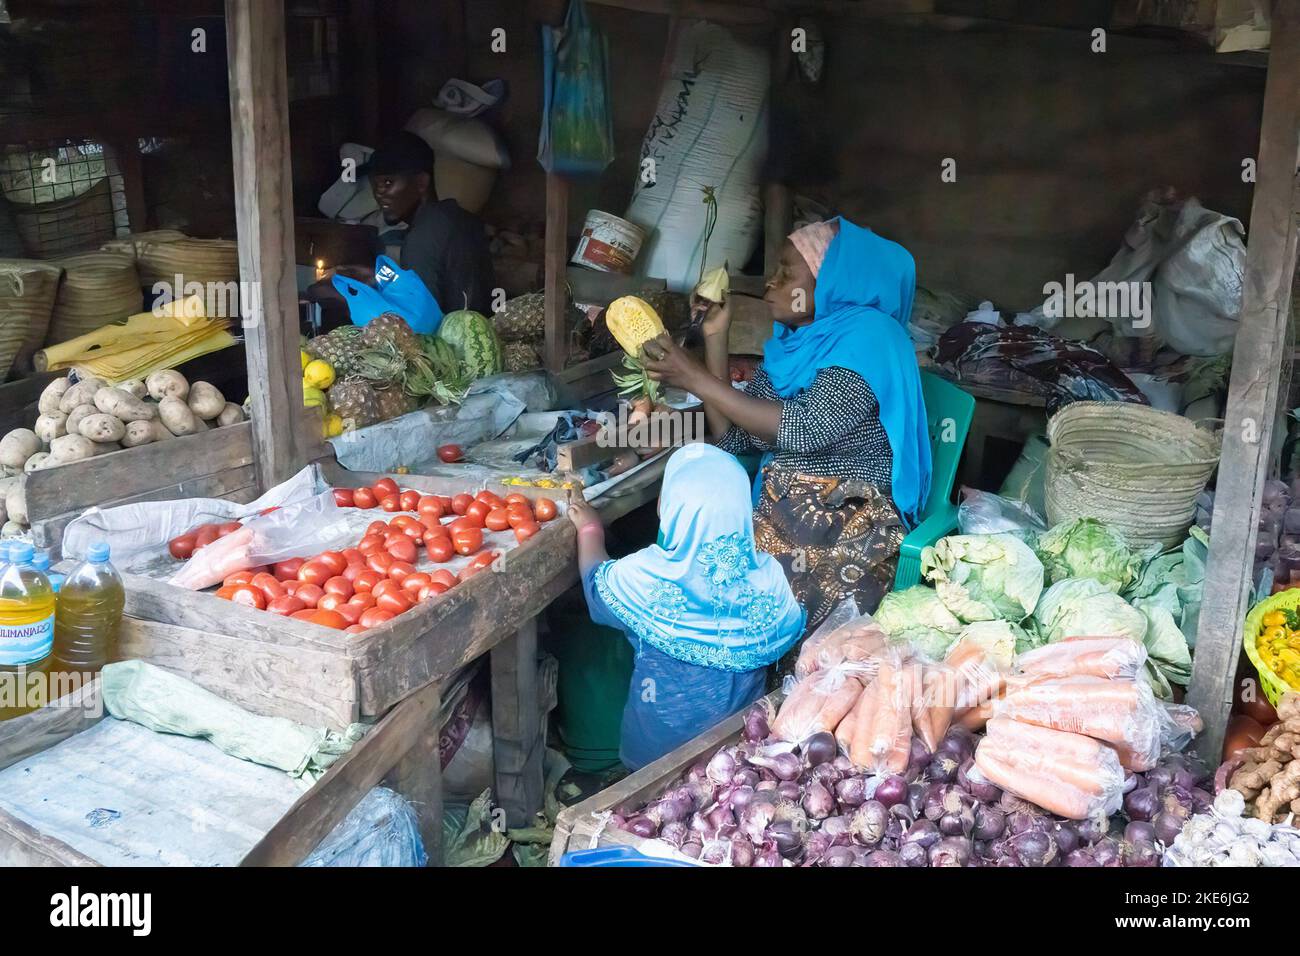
690, 293, 732, 339
568, 500, 601, 532
639, 334, 709, 392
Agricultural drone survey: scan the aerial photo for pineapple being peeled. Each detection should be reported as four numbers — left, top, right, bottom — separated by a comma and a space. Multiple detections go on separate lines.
606, 295, 667, 404
695, 263, 730, 304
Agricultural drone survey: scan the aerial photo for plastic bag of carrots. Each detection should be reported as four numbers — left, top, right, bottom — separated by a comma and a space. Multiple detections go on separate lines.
975, 717, 1125, 820
772, 661, 872, 744
835, 652, 918, 774
793, 599, 890, 680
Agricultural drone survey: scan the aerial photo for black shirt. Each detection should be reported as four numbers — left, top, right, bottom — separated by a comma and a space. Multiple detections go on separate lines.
399, 199, 495, 315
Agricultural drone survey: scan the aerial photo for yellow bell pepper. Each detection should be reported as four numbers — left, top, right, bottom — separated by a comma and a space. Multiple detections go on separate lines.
1262, 610, 1288, 629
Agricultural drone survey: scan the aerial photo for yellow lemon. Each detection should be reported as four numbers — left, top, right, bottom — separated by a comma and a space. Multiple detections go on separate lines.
303, 359, 335, 389
322, 413, 344, 437
300, 349, 311, 371
302, 386, 328, 409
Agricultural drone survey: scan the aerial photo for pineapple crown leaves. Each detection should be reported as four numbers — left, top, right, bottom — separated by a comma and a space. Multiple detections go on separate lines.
611, 353, 662, 405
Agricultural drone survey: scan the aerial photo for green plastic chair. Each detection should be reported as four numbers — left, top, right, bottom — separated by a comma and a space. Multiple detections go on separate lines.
893, 371, 976, 590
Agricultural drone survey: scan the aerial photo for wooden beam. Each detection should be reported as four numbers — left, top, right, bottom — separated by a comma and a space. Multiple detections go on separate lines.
384, 683, 444, 866
225, 0, 309, 491
544, 173, 570, 373
1189, 0, 1300, 762
490, 619, 545, 828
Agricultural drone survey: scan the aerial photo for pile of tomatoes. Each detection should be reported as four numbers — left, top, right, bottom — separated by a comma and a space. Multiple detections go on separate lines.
208, 476, 558, 634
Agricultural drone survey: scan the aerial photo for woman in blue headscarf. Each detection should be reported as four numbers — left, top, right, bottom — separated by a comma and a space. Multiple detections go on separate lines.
569, 443, 804, 770
640, 218, 931, 631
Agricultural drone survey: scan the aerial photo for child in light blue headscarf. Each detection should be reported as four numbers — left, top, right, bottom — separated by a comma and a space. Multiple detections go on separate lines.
570, 443, 805, 770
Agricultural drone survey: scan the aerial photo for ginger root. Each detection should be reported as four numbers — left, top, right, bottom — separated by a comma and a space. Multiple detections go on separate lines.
1254, 760, 1300, 823
1279, 691, 1299, 723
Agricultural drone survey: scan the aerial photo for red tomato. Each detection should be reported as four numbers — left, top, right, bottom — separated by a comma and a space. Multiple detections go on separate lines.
435, 495, 454, 513
366, 519, 390, 536
484, 508, 510, 532
282, 580, 302, 596
341, 547, 366, 567
451, 493, 473, 516
376, 590, 414, 615
507, 508, 534, 530
505, 493, 530, 507
391, 514, 421, 532
534, 498, 558, 522
332, 488, 356, 508
475, 490, 504, 509
353, 569, 382, 593
316, 551, 347, 575
295, 583, 325, 608
340, 563, 365, 583
419, 513, 447, 534
317, 592, 346, 612
371, 579, 402, 601
353, 488, 378, 509
452, 526, 483, 556
383, 531, 409, 551
418, 496, 445, 520
402, 571, 432, 594
345, 624, 367, 635
399, 490, 421, 512
267, 594, 307, 616
469, 550, 499, 571
418, 582, 450, 601
367, 551, 395, 575
387, 536, 418, 564
372, 477, 400, 499
431, 569, 458, 590
465, 500, 491, 526
323, 576, 354, 599
387, 562, 416, 585
228, 584, 266, 610
348, 591, 377, 611
214, 584, 238, 601
359, 607, 395, 628
309, 609, 349, 630
380, 495, 402, 513
217, 521, 242, 538
437, 444, 463, 463
223, 569, 257, 587
358, 534, 385, 554
195, 524, 220, 549
459, 564, 485, 583
169, 533, 197, 560
514, 521, 540, 544
335, 603, 365, 625
425, 537, 454, 563
291, 609, 319, 622
250, 572, 285, 602
273, 557, 305, 581
298, 561, 332, 586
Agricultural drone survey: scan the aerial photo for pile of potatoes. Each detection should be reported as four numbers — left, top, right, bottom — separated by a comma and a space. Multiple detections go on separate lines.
0, 370, 247, 536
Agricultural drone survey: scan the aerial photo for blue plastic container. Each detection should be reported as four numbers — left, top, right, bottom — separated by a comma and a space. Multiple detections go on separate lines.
558, 846, 699, 867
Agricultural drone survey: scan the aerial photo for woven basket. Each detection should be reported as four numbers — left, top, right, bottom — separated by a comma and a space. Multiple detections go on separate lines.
136, 237, 238, 288
1242, 589, 1300, 708
101, 229, 189, 268
1045, 401, 1221, 549
48, 250, 142, 345
0, 259, 63, 376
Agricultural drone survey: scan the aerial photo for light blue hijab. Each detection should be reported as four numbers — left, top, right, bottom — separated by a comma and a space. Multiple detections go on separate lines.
594, 444, 805, 672
761, 218, 932, 525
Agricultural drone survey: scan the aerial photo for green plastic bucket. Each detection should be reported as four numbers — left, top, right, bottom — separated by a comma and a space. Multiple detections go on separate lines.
547, 600, 634, 772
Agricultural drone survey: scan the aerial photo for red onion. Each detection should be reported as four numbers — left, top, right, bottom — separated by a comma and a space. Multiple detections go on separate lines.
1190, 788, 1214, 815
756, 780, 778, 792
1091, 837, 1121, 866
754, 843, 782, 867
730, 768, 760, 789
686, 759, 710, 783
957, 758, 1001, 803
1053, 822, 1080, 855
832, 755, 855, 773
742, 703, 771, 742
660, 820, 688, 847
864, 849, 904, 866
729, 785, 756, 812
1121, 771, 1138, 795
750, 750, 802, 782
608, 812, 627, 830
874, 774, 909, 808
1123, 786, 1158, 823
928, 836, 971, 867
899, 841, 929, 867
1214, 757, 1244, 794
626, 815, 658, 838
1009, 830, 1056, 867
777, 780, 801, 802
822, 845, 856, 867
1152, 811, 1184, 845
810, 763, 843, 788
729, 835, 755, 867
803, 731, 837, 767
973, 805, 1006, 841
706, 749, 739, 786
680, 839, 703, 859
701, 838, 731, 865
851, 800, 889, 846
928, 753, 960, 784
835, 775, 868, 808
821, 815, 854, 845
907, 783, 927, 818
1124, 821, 1156, 844
902, 818, 942, 849
802, 781, 835, 820
1065, 848, 1097, 867
1076, 815, 1109, 844
768, 821, 803, 858
1124, 840, 1160, 867
740, 802, 775, 843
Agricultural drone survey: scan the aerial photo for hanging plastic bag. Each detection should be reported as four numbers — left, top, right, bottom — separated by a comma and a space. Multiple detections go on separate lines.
537, 0, 615, 175
331, 254, 443, 334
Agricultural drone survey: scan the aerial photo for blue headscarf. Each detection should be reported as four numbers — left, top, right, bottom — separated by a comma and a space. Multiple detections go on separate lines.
594, 444, 805, 672
761, 218, 932, 525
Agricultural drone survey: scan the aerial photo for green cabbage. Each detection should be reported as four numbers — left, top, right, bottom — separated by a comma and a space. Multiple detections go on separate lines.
920, 533, 1044, 623
875, 585, 963, 660
1036, 518, 1156, 593
1124, 527, 1208, 647
953, 620, 1029, 669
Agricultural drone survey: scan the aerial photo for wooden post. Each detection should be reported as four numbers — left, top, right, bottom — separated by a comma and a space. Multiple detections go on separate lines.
1189, 0, 1300, 761
543, 173, 570, 373
490, 618, 545, 828
225, 0, 310, 491
387, 683, 444, 866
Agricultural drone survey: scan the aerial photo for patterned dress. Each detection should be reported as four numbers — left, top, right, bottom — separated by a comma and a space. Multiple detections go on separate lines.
716, 365, 905, 632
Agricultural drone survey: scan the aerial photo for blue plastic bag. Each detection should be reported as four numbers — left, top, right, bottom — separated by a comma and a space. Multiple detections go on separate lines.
537, 0, 615, 175
331, 255, 443, 334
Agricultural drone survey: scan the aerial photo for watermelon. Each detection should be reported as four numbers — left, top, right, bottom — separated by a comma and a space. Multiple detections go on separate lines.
437, 309, 503, 379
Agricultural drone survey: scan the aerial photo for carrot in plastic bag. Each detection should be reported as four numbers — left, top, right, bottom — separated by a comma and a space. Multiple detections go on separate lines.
837, 677, 877, 755
793, 598, 865, 679
852, 658, 912, 773
1015, 636, 1147, 682
772, 666, 866, 743
976, 719, 1125, 819
169, 526, 255, 590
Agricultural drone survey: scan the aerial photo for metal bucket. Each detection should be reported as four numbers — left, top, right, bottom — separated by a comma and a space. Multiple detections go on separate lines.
571, 209, 647, 274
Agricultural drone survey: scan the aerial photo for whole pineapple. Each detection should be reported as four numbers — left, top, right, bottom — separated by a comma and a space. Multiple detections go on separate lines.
361, 312, 422, 359
328, 375, 381, 429
306, 326, 366, 376
374, 385, 417, 422
503, 340, 541, 372
493, 293, 546, 341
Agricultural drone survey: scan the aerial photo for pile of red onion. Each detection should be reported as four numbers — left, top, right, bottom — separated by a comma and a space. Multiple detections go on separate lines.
608, 700, 1211, 866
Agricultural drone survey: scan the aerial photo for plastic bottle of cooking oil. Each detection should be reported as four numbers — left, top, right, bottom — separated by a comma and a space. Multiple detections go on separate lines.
32, 549, 64, 593
0, 541, 56, 721
52, 541, 124, 676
